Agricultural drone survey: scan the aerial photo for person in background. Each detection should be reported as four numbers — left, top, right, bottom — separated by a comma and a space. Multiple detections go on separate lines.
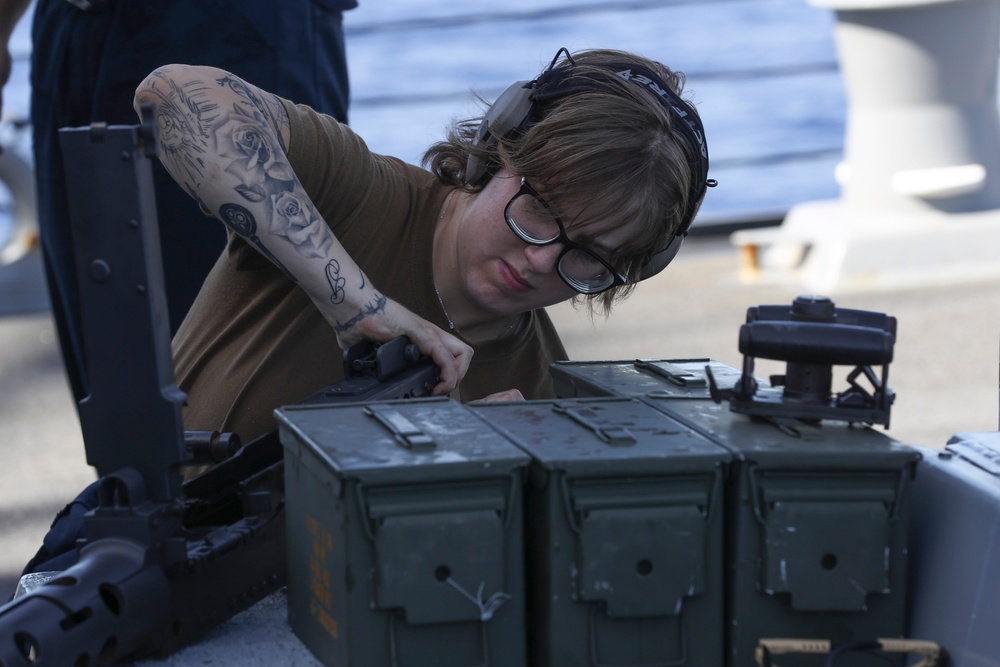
0, 0, 356, 408
133, 46, 715, 443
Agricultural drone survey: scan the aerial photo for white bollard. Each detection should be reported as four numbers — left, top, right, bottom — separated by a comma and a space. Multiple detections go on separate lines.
733, 0, 1000, 292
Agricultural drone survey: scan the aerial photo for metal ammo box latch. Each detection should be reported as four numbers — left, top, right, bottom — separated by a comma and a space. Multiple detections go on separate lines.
364, 403, 436, 450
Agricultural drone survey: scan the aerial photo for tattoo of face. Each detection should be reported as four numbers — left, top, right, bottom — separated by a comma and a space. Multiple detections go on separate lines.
326, 259, 346, 305
333, 293, 388, 333
219, 203, 296, 282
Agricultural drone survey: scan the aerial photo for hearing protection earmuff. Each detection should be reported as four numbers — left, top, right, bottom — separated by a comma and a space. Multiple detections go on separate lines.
465, 49, 716, 283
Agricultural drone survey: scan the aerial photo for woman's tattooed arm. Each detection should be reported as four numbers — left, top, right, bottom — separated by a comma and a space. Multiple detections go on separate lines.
133, 64, 474, 397
134, 65, 377, 332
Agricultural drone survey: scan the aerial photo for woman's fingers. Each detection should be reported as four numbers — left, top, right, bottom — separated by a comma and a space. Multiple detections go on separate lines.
340, 299, 473, 395
415, 324, 473, 396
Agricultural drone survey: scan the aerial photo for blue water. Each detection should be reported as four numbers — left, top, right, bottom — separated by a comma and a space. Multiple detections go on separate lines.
0, 0, 846, 248
342, 0, 846, 221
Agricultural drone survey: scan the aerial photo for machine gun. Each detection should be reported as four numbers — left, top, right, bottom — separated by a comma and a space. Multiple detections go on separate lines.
0, 107, 441, 666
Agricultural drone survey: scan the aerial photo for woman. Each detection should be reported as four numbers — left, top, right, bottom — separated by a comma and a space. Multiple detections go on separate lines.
132, 47, 714, 443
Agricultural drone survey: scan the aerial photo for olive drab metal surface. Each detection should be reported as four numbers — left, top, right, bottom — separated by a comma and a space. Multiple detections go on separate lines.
276, 397, 530, 667
655, 389, 920, 667
469, 397, 731, 667
276, 297, 923, 667
551, 357, 748, 402
549, 300, 920, 667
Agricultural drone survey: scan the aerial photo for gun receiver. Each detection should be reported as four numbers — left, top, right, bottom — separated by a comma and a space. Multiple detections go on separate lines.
0, 107, 440, 666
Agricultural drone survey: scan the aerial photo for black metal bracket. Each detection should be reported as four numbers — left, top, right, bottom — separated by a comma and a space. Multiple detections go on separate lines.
708, 296, 896, 427
58, 104, 188, 502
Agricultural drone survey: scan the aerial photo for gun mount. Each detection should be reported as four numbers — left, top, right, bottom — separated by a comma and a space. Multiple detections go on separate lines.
707, 295, 896, 427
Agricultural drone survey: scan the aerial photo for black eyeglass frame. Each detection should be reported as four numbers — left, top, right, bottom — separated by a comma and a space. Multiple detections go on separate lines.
503, 177, 628, 295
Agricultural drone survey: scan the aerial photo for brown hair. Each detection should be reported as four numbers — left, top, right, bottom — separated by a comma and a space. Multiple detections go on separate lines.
422, 48, 704, 314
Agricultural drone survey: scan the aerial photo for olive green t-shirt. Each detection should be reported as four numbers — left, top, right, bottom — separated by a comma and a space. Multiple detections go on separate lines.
171, 98, 567, 442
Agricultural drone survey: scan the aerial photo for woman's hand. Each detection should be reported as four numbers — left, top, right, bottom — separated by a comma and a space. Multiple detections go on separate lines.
339, 298, 473, 396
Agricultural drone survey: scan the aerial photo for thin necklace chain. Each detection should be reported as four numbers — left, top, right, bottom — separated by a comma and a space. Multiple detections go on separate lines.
433, 189, 522, 340
435, 191, 459, 331
434, 285, 458, 332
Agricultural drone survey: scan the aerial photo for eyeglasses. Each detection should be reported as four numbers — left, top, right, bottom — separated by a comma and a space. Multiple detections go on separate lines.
503, 178, 627, 294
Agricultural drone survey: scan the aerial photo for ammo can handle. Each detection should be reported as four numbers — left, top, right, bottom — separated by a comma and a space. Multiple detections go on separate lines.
553, 403, 636, 446
364, 404, 436, 450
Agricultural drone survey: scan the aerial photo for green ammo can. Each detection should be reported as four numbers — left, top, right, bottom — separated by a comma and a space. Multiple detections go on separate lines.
649, 390, 921, 667
548, 297, 922, 667
276, 397, 531, 666
469, 397, 731, 667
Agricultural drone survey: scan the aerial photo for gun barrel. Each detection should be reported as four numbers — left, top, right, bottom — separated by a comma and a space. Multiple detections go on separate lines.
0, 538, 171, 666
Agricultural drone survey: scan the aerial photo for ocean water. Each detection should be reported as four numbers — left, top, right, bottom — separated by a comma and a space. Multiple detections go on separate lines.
0, 0, 846, 249
341, 0, 847, 221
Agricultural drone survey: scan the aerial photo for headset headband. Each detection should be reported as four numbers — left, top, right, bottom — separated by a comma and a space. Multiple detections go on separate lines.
465, 48, 716, 282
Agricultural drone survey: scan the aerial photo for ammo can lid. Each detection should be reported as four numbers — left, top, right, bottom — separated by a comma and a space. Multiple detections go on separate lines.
468, 397, 731, 477
649, 397, 922, 470
551, 358, 748, 399
275, 397, 530, 484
